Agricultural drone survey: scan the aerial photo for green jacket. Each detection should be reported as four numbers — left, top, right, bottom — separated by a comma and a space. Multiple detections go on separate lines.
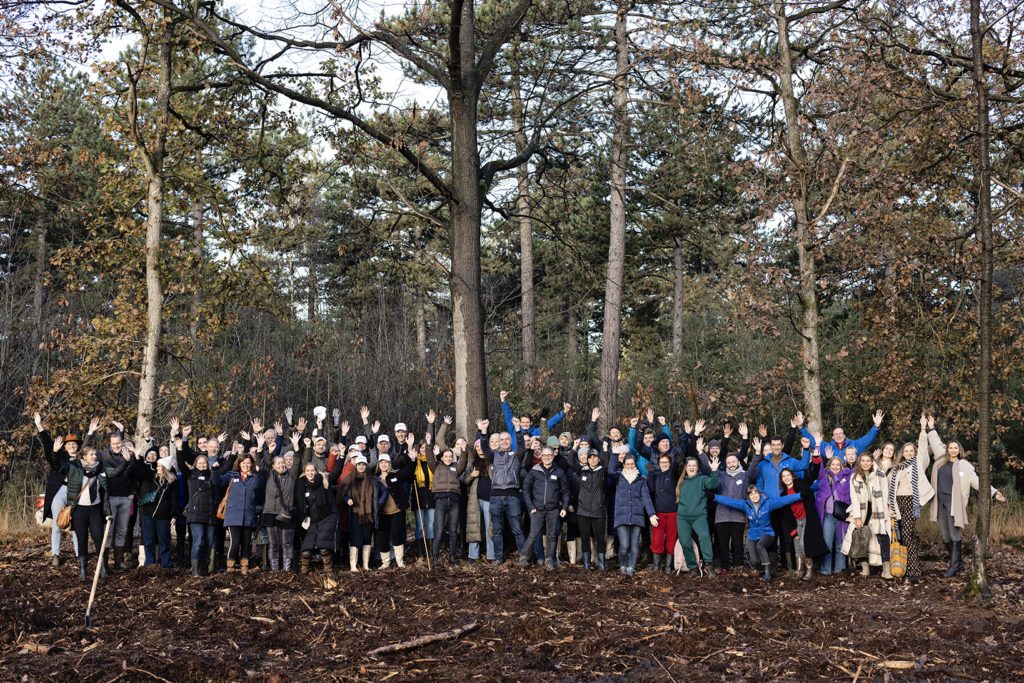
63, 457, 129, 517
676, 472, 719, 519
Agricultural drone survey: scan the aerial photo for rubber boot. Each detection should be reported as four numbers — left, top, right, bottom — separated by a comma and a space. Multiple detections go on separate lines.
300, 552, 312, 575
361, 545, 371, 571
349, 547, 359, 572
804, 557, 814, 580
596, 553, 606, 571
191, 560, 201, 577
605, 536, 615, 559
269, 555, 280, 572
226, 558, 237, 573
394, 545, 406, 568
79, 556, 88, 580
795, 556, 803, 578
567, 540, 578, 565
944, 541, 963, 577
380, 550, 392, 569
240, 558, 249, 576
283, 545, 294, 573
653, 554, 663, 572
582, 551, 592, 570
860, 561, 870, 576
665, 553, 674, 575
112, 548, 123, 573
882, 561, 893, 580
762, 563, 772, 582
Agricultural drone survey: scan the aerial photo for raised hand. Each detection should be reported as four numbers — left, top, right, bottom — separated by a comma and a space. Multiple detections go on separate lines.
793, 411, 804, 428
217, 432, 228, 444
303, 437, 312, 449
53, 435, 64, 453
630, 416, 640, 429
111, 420, 124, 434
274, 421, 284, 436
919, 412, 928, 430
476, 418, 489, 432
443, 415, 453, 425
340, 420, 350, 436
737, 422, 748, 439
722, 422, 733, 439
169, 417, 180, 436
371, 420, 381, 434
500, 390, 509, 403
426, 409, 436, 424
709, 454, 720, 470
825, 445, 835, 459
251, 418, 263, 434
359, 406, 370, 423
872, 410, 885, 427
33, 413, 43, 432
591, 407, 600, 422
645, 407, 655, 424
289, 432, 301, 450
88, 417, 100, 435
433, 444, 440, 456
696, 437, 705, 453
284, 407, 293, 424
256, 433, 266, 450
752, 437, 762, 454
758, 424, 768, 438
511, 416, 520, 431
563, 402, 572, 415
332, 408, 341, 425
406, 432, 416, 449
927, 415, 935, 431
694, 419, 706, 436
239, 430, 251, 441
811, 431, 823, 446
296, 416, 307, 433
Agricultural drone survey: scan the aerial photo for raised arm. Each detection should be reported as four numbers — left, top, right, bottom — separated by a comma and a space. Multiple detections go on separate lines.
849, 410, 884, 454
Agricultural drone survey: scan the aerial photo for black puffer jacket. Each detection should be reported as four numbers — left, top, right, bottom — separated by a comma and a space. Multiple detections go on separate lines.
575, 458, 611, 519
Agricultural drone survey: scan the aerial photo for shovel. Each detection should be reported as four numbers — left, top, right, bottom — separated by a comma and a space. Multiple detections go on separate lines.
84, 515, 113, 627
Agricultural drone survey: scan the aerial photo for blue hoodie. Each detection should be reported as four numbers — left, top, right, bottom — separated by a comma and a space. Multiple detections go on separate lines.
714, 492, 802, 541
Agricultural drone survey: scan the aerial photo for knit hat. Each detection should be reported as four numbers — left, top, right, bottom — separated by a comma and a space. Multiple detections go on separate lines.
559, 432, 572, 441
709, 439, 722, 451
394, 423, 408, 432
546, 436, 560, 448
378, 453, 391, 463
351, 454, 368, 465
654, 434, 671, 450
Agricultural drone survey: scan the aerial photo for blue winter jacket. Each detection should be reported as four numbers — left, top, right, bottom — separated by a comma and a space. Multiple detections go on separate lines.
756, 454, 810, 499
216, 470, 264, 528
800, 425, 879, 458
714, 492, 802, 541
612, 470, 656, 528
501, 401, 565, 451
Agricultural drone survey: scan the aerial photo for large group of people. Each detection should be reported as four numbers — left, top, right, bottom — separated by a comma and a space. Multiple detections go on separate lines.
34, 393, 1007, 584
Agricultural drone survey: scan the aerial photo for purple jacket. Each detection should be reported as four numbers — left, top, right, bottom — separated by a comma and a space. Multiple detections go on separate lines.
815, 458, 853, 526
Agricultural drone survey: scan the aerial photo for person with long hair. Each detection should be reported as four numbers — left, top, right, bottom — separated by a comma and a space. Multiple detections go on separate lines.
925, 416, 1006, 577
674, 456, 720, 577
216, 445, 264, 574
34, 413, 97, 565
297, 453, 344, 574
776, 464, 827, 580
880, 414, 936, 581
814, 444, 854, 576
610, 453, 658, 576
843, 451, 892, 578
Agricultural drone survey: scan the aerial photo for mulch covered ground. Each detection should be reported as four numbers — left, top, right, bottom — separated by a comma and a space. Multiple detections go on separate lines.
1, 537, 1023, 682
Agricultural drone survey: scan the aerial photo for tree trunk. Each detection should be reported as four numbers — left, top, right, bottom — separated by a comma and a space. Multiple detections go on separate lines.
30, 224, 46, 355
304, 232, 317, 322
774, 0, 823, 432
511, 57, 536, 386
672, 238, 684, 368
567, 307, 578, 362
187, 194, 202, 347
415, 291, 427, 364
598, 0, 630, 433
448, 0, 487, 438
135, 17, 172, 439
971, 0, 993, 597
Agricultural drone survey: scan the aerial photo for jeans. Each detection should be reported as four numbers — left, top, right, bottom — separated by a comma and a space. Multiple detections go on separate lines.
107, 495, 133, 548
746, 534, 774, 565
468, 499, 494, 560
432, 494, 461, 559
142, 516, 173, 568
616, 525, 642, 570
413, 507, 435, 542
141, 515, 157, 565
522, 509, 561, 565
820, 514, 848, 574
490, 494, 526, 562
189, 523, 215, 565
49, 485, 79, 556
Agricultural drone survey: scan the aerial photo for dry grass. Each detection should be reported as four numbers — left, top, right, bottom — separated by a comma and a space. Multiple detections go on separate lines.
0, 469, 46, 542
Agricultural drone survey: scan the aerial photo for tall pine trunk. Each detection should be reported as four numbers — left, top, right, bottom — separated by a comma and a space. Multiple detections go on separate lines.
30, 224, 46, 372
135, 16, 172, 438
672, 238, 684, 368
971, 0, 994, 596
774, 0, 823, 431
511, 58, 536, 385
598, 0, 630, 432
448, 0, 487, 438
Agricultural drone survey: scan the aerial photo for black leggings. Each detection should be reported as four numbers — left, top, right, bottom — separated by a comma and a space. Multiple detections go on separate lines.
228, 526, 253, 561
716, 521, 745, 570
375, 512, 406, 552
578, 515, 606, 555
73, 504, 105, 559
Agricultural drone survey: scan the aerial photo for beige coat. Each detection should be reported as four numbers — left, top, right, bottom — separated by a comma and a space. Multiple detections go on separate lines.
842, 468, 890, 565
926, 429, 997, 529
886, 430, 935, 521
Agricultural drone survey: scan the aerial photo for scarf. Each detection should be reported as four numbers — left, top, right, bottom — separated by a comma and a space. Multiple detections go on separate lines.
414, 456, 434, 489
349, 471, 375, 523
887, 457, 920, 519
622, 469, 639, 485
725, 464, 743, 477
852, 470, 885, 524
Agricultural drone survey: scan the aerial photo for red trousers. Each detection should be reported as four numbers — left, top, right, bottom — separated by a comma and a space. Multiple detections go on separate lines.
650, 512, 678, 554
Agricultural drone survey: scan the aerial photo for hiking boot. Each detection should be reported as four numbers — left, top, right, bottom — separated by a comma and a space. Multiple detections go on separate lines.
226, 559, 237, 573
240, 558, 249, 575
98, 552, 108, 578
51, 554, 61, 568
944, 541, 964, 577
300, 553, 312, 575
